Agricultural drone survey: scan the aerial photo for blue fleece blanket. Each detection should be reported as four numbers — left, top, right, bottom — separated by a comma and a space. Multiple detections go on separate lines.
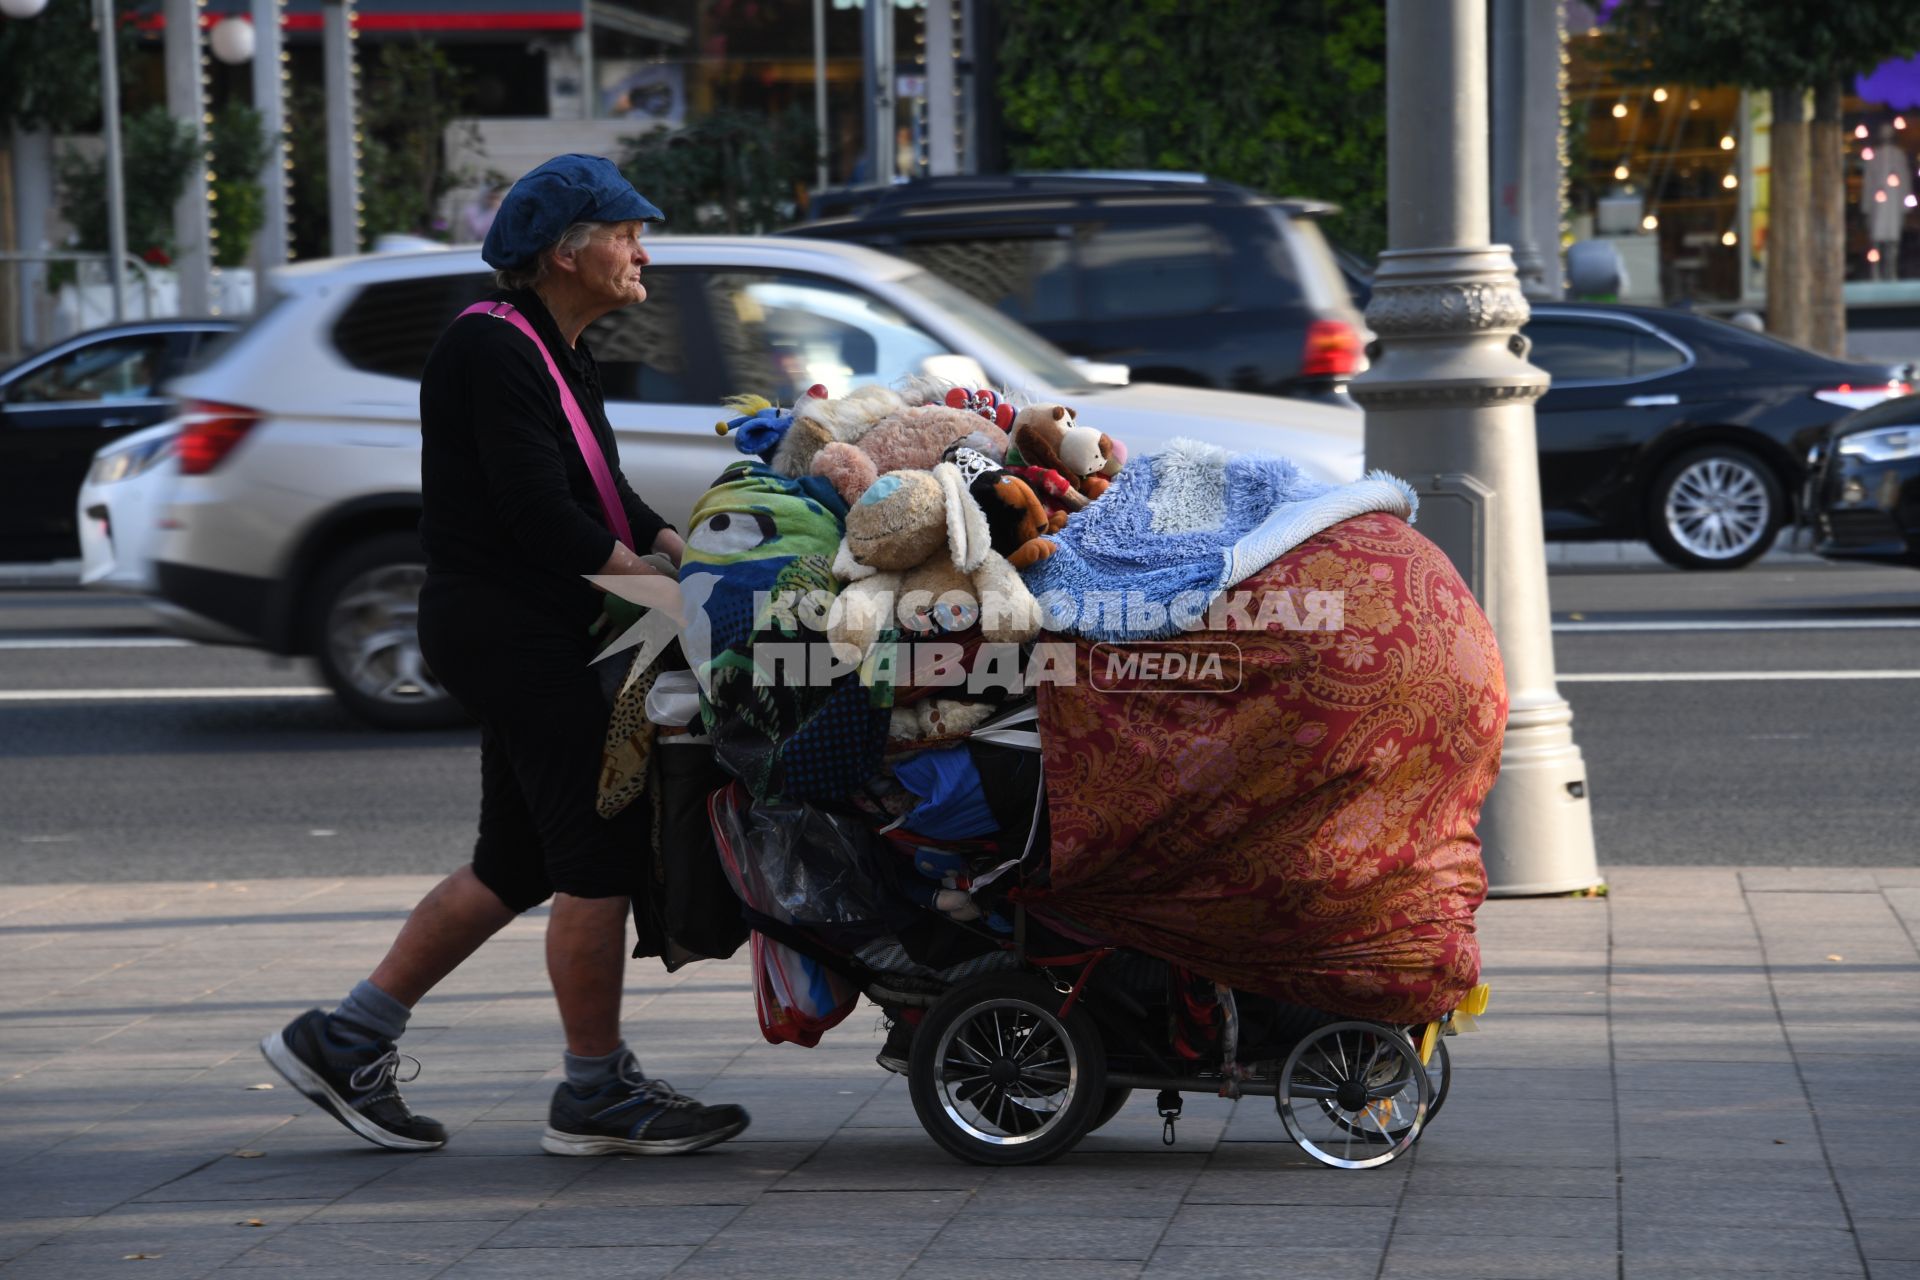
1021, 439, 1416, 642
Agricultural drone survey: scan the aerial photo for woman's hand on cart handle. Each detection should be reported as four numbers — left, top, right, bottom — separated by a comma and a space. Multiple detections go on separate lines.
589, 540, 685, 630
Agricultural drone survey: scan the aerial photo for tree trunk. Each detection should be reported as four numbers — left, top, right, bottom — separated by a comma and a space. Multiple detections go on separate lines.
1768, 86, 1812, 349
1809, 82, 1847, 358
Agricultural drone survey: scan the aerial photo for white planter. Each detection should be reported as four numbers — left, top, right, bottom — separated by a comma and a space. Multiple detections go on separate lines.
51, 265, 257, 337
53, 268, 180, 338
211, 267, 256, 316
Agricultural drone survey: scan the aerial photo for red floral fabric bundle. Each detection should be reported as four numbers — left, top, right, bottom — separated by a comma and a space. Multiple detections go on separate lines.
1026, 513, 1506, 1023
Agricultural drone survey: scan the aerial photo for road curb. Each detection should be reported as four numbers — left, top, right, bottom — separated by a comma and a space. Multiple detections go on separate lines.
1547, 536, 1822, 569
0, 560, 84, 589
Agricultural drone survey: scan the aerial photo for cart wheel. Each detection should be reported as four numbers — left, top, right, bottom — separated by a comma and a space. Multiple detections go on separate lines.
907, 973, 1107, 1166
1087, 1087, 1133, 1134
1320, 1037, 1450, 1142
1277, 1021, 1431, 1169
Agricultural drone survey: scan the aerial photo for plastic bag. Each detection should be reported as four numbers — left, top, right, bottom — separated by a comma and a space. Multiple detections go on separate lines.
752, 931, 858, 1047
709, 781, 904, 929
642, 741, 748, 969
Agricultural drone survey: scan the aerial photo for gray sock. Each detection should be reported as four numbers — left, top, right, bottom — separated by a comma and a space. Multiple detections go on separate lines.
564, 1042, 637, 1092
329, 979, 411, 1047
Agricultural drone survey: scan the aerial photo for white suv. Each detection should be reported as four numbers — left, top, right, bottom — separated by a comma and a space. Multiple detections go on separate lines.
153, 237, 1362, 728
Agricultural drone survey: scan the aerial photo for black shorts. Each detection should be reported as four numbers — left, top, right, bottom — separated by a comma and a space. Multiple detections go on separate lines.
419, 577, 645, 912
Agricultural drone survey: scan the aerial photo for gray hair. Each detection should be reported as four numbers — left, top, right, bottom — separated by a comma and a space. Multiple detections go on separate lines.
493, 221, 598, 290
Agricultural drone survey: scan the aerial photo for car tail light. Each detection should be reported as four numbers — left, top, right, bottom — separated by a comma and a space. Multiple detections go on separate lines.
1813, 381, 1911, 409
1301, 320, 1362, 379
177, 401, 261, 475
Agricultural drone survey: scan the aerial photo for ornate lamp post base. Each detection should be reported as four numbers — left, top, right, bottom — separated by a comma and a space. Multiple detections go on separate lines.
1354, 1, 1601, 898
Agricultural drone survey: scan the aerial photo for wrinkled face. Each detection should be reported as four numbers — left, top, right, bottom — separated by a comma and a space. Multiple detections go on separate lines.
574, 220, 651, 307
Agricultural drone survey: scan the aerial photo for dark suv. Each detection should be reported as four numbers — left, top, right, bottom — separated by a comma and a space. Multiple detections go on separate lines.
785, 173, 1367, 401
796, 172, 1915, 569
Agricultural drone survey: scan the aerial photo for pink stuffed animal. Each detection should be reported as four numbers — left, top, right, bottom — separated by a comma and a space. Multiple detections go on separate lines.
812, 403, 1009, 505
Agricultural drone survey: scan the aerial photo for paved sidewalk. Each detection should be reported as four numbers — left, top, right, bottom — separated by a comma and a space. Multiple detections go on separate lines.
2, 866, 1916, 1280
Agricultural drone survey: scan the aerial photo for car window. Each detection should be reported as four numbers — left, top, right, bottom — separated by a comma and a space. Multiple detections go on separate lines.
1526, 321, 1642, 382
894, 271, 1096, 394
6, 333, 171, 404
1632, 333, 1686, 376
1276, 216, 1353, 313
331, 272, 494, 381
701, 270, 953, 401
891, 235, 1076, 326
1527, 319, 1690, 382
582, 271, 690, 403
1078, 221, 1227, 319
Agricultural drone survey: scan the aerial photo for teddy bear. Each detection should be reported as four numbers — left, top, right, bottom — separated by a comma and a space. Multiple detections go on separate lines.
827, 459, 1044, 657
767, 383, 906, 479
811, 402, 1009, 506
1010, 404, 1122, 505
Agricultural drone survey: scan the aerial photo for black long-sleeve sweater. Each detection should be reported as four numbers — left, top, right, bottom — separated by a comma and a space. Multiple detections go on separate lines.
418, 287, 671, 635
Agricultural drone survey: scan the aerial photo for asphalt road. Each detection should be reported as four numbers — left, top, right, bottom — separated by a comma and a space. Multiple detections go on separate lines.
1, 558, 1916, 883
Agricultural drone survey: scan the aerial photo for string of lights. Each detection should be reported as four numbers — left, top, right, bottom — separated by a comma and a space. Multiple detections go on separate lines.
197, 0, 220, 313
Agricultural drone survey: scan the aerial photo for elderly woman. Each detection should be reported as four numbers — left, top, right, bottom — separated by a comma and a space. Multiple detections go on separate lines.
261, 155, 748, 1157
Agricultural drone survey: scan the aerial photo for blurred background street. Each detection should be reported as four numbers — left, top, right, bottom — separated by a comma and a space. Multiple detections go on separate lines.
4, 555, 1916, 881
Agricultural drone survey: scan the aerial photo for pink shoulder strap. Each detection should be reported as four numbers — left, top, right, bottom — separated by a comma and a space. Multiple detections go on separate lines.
458, 300, 635, 551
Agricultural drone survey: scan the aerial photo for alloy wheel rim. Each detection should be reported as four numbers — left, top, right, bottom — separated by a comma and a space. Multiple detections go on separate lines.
1664, 457, 1770, 560
1278, 1022, 1429, 1169
325, 564, 445, 706
934, 998, 1079, 1146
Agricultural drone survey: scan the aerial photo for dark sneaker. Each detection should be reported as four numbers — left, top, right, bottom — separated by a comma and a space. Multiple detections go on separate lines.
876, 1016, 913, 1076
259, 1009, 447, 1151
542, 1063, 749, 1156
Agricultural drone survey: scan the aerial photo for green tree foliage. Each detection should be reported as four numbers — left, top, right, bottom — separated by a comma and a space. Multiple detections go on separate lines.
0, 0, 137, 134
1608, 0, 1920, 90
618, 108, 818, 233
209, 103, 272, 269
287, 41, 477, 256
995, 0, 1387, 257
358, 42, 478, 241
55, 107, 197, 264
286, 79, 331, 261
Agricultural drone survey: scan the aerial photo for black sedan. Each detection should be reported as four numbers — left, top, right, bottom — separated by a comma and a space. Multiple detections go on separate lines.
0, 319, 234, 562
1521, 305, 1907, 570
1806, 394, 1920, 568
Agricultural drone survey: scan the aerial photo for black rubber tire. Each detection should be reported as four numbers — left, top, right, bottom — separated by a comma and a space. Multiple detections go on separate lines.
1323, 1036, 1450, 1142
1645, 444, 1785, 571
907, 973, 1107, 1167
1087, 1087, 1134, 1134
307, 532, 465, 730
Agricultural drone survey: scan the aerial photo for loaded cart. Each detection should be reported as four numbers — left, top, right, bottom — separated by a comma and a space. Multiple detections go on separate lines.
628, 382, 1507, 1170
707, 692, 1494, 1171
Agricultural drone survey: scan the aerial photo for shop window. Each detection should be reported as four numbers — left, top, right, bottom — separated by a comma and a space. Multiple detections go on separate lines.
701, 270, 953, 402
1078, 222, 1228, 319
583, 271, 690, 404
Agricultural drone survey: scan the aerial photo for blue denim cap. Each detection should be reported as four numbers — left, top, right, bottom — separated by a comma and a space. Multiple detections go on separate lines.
481, 154, 664, 270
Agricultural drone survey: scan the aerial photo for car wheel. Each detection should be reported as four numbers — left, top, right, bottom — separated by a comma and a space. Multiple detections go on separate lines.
1645, 445, 1784, 571
308, 532, 463, 730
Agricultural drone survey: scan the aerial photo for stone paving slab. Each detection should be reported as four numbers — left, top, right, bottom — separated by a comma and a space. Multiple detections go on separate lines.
1, 866, 1915, 1279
